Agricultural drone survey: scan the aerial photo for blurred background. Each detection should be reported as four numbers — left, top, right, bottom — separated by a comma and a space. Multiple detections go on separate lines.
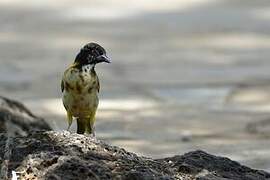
1, 0, 270, 171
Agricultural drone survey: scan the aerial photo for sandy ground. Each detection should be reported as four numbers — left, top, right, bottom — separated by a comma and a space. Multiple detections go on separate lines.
1, 0, 270, 171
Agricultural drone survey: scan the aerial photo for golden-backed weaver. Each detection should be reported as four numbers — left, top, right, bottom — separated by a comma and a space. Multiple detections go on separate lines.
61, 42, 111, 135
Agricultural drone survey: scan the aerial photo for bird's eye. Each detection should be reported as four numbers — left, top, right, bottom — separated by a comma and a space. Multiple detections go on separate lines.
97, 47, 105, 55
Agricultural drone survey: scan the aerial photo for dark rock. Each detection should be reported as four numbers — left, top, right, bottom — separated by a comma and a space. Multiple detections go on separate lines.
161, 150, 270, 180
0, 96, 51, 136
0, 97, 269, 179
0, 131, 269, 180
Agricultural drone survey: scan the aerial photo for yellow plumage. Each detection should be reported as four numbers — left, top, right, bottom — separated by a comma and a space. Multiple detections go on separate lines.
61, 42, 110, 134
61, 63, 100, 134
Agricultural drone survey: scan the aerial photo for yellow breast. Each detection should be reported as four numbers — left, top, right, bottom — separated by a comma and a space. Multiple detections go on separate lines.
62, 65, 99, 118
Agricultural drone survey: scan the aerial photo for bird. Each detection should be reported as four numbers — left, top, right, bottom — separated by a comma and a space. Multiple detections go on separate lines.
61, 42, 111, 135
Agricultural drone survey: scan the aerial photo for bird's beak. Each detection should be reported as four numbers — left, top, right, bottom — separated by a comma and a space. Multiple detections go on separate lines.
96, 54, 111, 63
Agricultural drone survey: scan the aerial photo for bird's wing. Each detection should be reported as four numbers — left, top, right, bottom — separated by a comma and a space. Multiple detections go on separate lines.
61, 64, 77, 92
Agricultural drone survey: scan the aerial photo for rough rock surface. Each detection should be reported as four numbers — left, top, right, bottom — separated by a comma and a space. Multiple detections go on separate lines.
0, 131, 269, 180
0, 96, 51, 136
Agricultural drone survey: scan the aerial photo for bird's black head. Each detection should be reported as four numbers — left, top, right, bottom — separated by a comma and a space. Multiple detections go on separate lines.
74, 42, 111, 67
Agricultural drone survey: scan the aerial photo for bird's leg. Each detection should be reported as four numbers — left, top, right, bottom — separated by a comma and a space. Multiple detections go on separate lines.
86, 123, 95, 138
85, 112, 96, 136
85, 125, 96, 138
85, 123, 92, 134
85, 116, 92, 134
76, 117, 85, 134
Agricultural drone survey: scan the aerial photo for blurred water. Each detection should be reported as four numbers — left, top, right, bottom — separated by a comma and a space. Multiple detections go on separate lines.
1, 0, 270, 171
